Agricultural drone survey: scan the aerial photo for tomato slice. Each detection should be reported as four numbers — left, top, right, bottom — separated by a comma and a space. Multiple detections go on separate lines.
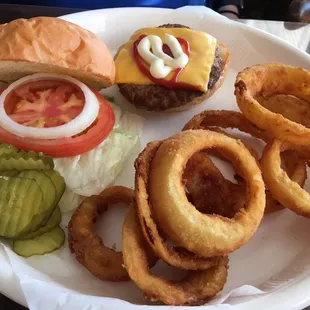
0, 84, 115, 158
4, 80, 84, 128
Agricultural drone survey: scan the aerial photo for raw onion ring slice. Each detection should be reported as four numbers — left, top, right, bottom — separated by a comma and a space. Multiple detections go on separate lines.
0, 73, 100, 139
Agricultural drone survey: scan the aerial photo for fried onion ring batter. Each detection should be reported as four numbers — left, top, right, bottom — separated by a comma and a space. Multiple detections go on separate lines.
183, 109, 270, 142
184, 151, 245, 218
69, 186, 136, 281
261, 139, 310, 218
135, 141, 221, 270
182, 110, 307, 214
143, 130, 265, 257
235, 64, 310, 147
122, 206, 229, 306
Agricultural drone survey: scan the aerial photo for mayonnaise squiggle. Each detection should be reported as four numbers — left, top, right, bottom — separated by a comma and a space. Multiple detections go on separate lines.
137, 34, 189, 79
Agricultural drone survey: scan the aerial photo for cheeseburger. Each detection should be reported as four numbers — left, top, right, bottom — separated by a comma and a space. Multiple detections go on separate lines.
114, 24, 230, 112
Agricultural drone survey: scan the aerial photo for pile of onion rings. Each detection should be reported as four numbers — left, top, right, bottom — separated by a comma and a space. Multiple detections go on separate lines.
235, 63, 310, 218
182, 110, 307, 214
69, 129, 265, 305
124, 129, 265, 305
68, 63, 310, 306
134, 140, 222, 270
135, 130, 265, 258
122, 206, 229, 306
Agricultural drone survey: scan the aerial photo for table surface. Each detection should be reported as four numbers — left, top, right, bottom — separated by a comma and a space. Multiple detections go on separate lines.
0, 4, 309, 310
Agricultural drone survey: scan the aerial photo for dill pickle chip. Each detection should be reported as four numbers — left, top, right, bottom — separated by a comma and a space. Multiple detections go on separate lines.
0, 176, 44, 238
13, 170, 57, 236
43, 170, 66, 204
0, 144, 19, 156
16, 206, 61, 240
0, 170, 20, 177
18, 170, 56, 212
0, 152, 53, 171
13, 226, 65, 257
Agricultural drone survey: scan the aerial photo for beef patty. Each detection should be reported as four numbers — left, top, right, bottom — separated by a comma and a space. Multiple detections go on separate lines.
118, 24, 225, 111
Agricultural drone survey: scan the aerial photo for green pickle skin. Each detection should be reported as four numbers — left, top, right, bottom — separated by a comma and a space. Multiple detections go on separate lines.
0, 145, 66, 256
13, 226, 65, 257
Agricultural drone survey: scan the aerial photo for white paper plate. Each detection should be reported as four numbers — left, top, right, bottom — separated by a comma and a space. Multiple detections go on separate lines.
1, 6, 310, 310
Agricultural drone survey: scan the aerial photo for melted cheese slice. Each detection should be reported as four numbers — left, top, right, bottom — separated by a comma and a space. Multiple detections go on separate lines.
114, 28, 217, 92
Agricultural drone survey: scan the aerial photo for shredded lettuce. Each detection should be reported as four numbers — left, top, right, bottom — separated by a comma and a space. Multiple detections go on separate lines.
54, 103, 143, 212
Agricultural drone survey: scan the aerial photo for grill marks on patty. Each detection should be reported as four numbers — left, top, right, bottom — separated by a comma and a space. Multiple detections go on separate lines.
118, 24, 225, 111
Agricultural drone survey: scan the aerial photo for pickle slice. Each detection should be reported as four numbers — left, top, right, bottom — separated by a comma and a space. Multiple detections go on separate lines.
13, 226, 65, 257
0, 144, 18, 156
43, 170, 66, 204
0, 170, 20, 177
0, 152, 53, 171
17, 208, 52, 238
20, 150, 54, 168
0, 176, 44, 238
14, 170, 57, 236
18, 170, 56, 211
16, 206, 61, 240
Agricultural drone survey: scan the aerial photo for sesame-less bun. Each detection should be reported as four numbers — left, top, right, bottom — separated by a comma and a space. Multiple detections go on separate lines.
0, 17, 115, 89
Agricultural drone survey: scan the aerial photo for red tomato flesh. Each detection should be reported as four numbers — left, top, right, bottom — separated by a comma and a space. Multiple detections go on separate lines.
4, 80, 84, 128
0, 80, 115, 158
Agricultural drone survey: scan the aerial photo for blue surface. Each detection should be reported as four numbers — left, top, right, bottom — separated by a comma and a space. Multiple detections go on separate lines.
0, 0, 211, 9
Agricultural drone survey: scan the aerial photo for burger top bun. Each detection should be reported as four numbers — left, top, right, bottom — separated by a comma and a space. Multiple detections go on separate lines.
0, 17, 115, 89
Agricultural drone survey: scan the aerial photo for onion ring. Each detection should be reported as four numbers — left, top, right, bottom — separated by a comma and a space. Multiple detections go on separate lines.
261, 139, 310, 218
0, 73, 100, 139
69, 186, 141, 281
122, 205, 229, 306
145, 130, 265, 257
184, 151, 245, 218
183, 109, 270, 142
255, 94, 310, 128
266, 150, 307, 213
226, 172, 286, 214
182, 110, 307, 214
235, 64, 310, 146
236, 152, 306, 214
183, 110, 268, 166
135, 140, 221, 270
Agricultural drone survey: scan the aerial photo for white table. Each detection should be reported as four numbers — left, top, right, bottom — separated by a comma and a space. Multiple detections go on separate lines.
240, 19, 310, 53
